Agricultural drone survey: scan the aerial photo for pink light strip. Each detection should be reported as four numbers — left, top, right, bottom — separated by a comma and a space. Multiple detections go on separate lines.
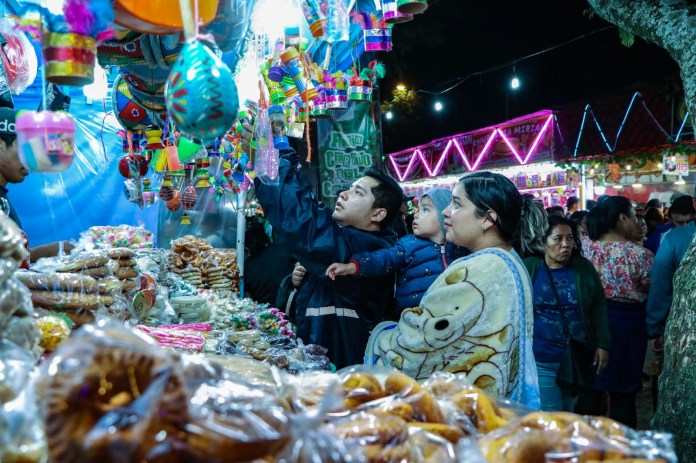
386, 112, 554, 181
471, 131, 498, 171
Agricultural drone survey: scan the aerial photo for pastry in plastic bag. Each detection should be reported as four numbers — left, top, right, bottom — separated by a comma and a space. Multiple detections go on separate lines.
0, 339, 35, 403
37, 322, 189, 463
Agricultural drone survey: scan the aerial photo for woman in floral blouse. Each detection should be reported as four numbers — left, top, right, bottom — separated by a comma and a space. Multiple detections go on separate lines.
578, 195, 654, 427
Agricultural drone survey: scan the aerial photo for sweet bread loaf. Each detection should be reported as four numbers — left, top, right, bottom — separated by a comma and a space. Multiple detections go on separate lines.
16, 271, 99, 294
30, 290, 113, 311
384, 371, 444, 423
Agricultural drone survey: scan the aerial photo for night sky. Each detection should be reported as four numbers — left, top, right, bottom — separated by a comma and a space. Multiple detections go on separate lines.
379, 0, 681, 153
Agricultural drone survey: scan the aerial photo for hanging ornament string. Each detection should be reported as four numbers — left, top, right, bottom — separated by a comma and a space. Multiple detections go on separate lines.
178, 0, 196, 41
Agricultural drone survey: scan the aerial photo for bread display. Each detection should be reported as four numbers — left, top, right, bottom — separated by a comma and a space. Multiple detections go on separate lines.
168, 235, 239, 292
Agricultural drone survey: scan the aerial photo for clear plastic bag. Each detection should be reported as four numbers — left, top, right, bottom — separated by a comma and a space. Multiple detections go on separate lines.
0, 370, 48, 463
479, 411, 677, 463
0, 213, 29, 281
75, 225, 156, 251
0, 339, 35, 404
0, 17, 37, 95
36, 321, 190, 463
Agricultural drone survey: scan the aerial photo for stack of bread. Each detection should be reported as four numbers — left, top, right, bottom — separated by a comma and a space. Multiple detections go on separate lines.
18, 271, 117, 326
168, 236, 239, 293
104, 248, 140, 292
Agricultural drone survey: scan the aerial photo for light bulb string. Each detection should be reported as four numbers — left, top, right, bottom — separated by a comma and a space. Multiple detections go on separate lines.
416, 25, 615, 96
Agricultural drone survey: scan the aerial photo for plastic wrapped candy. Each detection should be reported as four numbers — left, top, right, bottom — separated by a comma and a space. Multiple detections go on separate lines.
35, 314, 71, 352
0, 17, 38, 94
75, 225, 155, 250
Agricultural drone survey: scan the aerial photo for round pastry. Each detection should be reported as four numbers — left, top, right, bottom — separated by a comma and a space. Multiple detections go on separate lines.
40, 335, 189, 463
450, 386, 509, 433
407, 422, 464, 444
121, 279, 139, 292
373, 400, 415, 421
56, 255, 110, 272
96, 277, 123, 294
384, 371, 444, 424
77, 265, 115, 279
16, 271, 99, 294
363, 443, 412, 463
342, 372, 385, 408
30, 290, 113, 311
116, 258, 137, 268
105, 248, 135, 260
331, 412, 409, 447
58, 309, 95, 326
117, 267, 139, 280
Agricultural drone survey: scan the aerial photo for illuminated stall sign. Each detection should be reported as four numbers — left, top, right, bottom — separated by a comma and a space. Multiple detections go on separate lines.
388, 110, 556, 182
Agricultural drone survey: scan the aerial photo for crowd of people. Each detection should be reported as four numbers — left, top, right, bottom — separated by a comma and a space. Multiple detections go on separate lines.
242, 130, 695, 427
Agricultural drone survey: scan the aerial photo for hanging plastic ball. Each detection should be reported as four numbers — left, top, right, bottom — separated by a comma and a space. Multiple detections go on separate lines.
166, 190, 181, 211
118, 154, 149, 179
182, 184, 197, 209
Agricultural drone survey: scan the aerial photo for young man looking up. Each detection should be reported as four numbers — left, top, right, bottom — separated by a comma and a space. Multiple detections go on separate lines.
246, 132, 403, 368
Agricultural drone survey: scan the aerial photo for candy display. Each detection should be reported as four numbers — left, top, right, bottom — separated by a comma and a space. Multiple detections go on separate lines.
34, 315, 71, 351
77, 224, 155, 250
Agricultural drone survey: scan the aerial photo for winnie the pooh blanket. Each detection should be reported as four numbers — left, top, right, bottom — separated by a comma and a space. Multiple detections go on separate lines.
365, 248, 540, 408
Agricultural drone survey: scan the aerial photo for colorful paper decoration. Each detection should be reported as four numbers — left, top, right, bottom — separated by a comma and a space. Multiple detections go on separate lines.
165, 41, 239, 141
382, 0, 413, 23
16, 110, 76, 173
43, 32, 96, 86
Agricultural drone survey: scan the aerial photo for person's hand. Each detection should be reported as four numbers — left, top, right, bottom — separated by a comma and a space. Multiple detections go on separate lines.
594, 348, 609, 374
325, 262, 357, 280
650, 335, 665, 352
291, 264, 307, 287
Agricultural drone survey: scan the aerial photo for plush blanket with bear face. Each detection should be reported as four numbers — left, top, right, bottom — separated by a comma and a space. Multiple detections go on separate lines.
366, 248, 540, 408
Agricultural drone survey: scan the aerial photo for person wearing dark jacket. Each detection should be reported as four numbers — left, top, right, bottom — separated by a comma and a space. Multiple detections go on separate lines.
325, 187, 468, 312
253, 148, 403, 369
524, 216, 611, 412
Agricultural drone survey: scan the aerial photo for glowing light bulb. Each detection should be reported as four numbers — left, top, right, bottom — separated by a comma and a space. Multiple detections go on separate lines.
396, 84, 406, 91
625, 165, 632, 170
385, 110, 393, 120
510, 76, 520, 90
434, 101, 443, 111
657, 162, 664, 169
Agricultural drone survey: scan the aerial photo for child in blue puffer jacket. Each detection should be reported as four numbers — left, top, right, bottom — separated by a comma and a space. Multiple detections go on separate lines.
326, 187, 468, 312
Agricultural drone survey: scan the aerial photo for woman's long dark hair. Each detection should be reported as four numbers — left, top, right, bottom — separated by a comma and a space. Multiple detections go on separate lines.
459, 172, 545, 254
545, 215, 583, 258
586, 196, 633, 240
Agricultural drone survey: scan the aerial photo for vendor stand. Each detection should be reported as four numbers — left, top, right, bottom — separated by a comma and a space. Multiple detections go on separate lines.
0, 0, 680, 461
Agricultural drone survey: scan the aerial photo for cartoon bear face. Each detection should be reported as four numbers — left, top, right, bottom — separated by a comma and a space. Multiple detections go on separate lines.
397, 267, 485, 351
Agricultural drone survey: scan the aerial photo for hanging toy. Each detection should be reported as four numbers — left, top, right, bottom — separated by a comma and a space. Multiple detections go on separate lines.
352, 11, 392, 52
325, 72, 347, 110
118, 154, 148, 178
159, 173, 175, 201
182, 184, 197, 209
280, 47, 318, 103
16, 110, 76, 173
194, 157, 212, 188
181, 212, 192, 225
382, 0, 413, 24
397, 0, 428, 15
300, 0, 326, 38
142, 178, 156, 206
348, 61, 386, 102
166, 190, 181, 211
165, 41, 239, 141
259, 60, 286, 105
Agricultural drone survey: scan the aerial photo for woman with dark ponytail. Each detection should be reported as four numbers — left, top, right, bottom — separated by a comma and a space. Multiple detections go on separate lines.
367, 172, 544, 408
579, 195, 654, 427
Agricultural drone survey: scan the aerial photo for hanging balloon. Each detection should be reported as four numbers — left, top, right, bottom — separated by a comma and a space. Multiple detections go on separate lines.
0, 18, 38, 94
112, 74, 165, 130
165, 41, 239, 141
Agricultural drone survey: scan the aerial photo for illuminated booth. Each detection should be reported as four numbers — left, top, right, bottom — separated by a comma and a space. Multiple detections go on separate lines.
387, 110, 581, 208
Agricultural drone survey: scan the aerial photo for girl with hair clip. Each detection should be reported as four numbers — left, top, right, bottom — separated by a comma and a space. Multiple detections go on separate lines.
578, 195, 654, 427
366, 172, 545, 408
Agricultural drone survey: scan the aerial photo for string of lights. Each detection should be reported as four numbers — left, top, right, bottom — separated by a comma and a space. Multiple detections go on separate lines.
415, 25, 616, 96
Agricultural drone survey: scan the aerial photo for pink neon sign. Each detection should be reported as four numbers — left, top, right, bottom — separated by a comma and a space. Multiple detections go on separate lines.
387, 111, 555, 182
